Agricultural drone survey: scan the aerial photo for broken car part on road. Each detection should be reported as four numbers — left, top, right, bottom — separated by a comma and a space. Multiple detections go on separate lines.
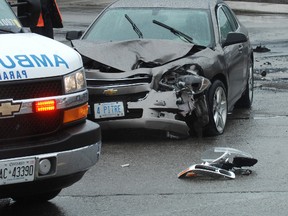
178, 147, 258, 179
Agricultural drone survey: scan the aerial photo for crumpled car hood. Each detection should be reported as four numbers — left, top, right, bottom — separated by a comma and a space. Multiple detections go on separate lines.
72, 39, 195, 71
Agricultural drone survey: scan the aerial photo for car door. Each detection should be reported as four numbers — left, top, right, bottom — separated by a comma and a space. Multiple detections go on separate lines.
217, 5, 246, 107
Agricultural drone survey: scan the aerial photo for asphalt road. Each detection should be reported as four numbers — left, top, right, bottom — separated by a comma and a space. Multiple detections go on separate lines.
2, 3, 288, 216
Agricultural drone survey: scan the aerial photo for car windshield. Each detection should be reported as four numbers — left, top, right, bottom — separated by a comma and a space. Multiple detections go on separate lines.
83, 8, 213, 47
0, 1, 22, 33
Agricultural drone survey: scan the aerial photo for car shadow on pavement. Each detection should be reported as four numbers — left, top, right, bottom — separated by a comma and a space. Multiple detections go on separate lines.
101, 129, 191, 143
0, 199, 63, 216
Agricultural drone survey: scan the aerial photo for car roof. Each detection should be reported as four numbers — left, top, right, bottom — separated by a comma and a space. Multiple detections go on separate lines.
109, 0, 223, 9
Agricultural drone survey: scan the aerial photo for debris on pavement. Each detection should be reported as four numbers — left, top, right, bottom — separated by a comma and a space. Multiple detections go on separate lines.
178, 147, 258, 179
253, 45, 271, 53
178, 163, 236, 179
261, 70, 267, 77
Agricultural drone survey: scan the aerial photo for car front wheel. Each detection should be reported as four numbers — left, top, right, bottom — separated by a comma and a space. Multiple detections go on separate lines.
204, 80, 228, 136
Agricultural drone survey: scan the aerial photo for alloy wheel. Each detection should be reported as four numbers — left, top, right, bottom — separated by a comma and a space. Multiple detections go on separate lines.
212, 86, 227, 134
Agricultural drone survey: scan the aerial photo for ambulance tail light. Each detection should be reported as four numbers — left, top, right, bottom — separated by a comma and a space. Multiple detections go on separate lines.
34, 100, 56, 112
63, 103, 88, 124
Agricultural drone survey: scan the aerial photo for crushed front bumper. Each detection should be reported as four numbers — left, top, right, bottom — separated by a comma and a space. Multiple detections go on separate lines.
90, 90, 191, 135
99, 117, 189, 135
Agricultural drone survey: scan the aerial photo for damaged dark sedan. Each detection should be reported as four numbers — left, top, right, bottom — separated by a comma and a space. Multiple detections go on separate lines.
66, 0, 254, 137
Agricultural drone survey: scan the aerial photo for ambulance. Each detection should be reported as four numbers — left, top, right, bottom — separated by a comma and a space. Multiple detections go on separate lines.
0, 1, 101, 202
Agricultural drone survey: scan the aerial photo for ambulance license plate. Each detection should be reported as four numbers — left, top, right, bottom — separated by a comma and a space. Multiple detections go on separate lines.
0, 158, 35, 185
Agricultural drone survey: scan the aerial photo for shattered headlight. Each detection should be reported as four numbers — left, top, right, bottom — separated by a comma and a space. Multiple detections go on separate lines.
183, 75, 210, 94
158, 64, 211, 94
64, 68, 87, 94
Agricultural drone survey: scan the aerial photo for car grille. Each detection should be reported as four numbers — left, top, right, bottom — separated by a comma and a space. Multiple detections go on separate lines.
88, 92, 147, 120
86, 74, 152, 87
0, 112, 62, 140
87, 74, 152, 121
0, 79, 63, 100
0, 78, 63, 140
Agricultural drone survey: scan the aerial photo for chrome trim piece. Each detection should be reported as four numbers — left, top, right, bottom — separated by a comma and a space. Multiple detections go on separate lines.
6, 90, 89, 116
86, 77, 150, 82
0, 142, 101, 180
88, 84, 151, 95
88, 83, 149, 89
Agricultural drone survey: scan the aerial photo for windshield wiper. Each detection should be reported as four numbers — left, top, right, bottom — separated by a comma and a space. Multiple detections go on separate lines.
152, 19, 193, 43
125, 14, 143, 39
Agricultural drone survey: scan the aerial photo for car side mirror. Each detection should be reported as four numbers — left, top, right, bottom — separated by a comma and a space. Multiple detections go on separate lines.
223, 32, 247, 47
66, 31, 84, 41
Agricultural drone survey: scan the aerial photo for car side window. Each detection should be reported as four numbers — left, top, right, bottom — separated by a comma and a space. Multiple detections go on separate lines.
217, 6, 233, 43
222, 6, 239, 31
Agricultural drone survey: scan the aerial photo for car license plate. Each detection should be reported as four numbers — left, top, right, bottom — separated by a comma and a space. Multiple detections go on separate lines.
94, 102, 125, 119
0, 158, 35, 185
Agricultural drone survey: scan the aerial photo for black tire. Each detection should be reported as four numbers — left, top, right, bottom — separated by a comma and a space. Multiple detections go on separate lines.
235, 58, 254, 108
204, 80, 228, 136
12, 189, 61, 203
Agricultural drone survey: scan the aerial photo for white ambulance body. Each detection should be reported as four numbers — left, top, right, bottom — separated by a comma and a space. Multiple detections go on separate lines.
0, 1, 101, 202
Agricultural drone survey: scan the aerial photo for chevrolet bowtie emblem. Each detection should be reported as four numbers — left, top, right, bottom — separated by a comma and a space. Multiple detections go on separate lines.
0, 100, 21, 117
103, 89, 118, 96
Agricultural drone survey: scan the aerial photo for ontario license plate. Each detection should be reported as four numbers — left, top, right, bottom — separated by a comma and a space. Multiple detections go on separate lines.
0, 158, 35, 185
94, 101, 125, 119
